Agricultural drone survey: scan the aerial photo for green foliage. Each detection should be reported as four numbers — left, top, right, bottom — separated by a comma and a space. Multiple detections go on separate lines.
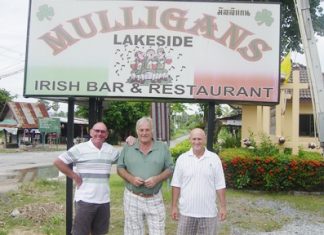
185, 114, 204, 130
76, 101, 150, 144
170, 103, 186, 113
243, 132, 280, 157
170, 139, 191, 161
221, 131, 324, 191
218, 127, 241, 148
103, 101, 150, 142
0, 88, 15, 113
298, 148, 323, 160
255, 0, 324, 54
220, 148, 252, 160
170, 108, 203, 139
235, 170, 251, 189
284, 0, 324, 53
252, 133, 279, 157
221, 154, 324, 192
223, 135, 241, 148
284, 148, 292, 155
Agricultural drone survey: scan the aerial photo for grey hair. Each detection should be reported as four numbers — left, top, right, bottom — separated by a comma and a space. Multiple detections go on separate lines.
136, 116, 154, 133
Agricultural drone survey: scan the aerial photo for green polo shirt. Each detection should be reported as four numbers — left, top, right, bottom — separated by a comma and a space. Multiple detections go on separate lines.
117, 140, 174, 194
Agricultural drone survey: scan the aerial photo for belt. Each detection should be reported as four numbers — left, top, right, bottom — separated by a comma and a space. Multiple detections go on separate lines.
128, 189, 156, 198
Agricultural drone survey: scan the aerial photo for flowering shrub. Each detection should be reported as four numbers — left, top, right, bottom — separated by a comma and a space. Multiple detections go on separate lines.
222, 155, 324, 191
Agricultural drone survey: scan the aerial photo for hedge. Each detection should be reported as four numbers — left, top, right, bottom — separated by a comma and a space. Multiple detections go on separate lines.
223, 156, 324, 191
170, 144, 324, 192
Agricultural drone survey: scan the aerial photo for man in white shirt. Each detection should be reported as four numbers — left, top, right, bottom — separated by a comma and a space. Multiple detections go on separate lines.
54, 122, 118, 235
171, 128, 227, 235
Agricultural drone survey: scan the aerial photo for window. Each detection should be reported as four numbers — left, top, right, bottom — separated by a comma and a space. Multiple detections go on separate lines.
299, 114, 315, 137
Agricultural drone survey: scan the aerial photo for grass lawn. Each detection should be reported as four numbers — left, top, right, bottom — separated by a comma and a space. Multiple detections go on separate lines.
0, 175, 324, 235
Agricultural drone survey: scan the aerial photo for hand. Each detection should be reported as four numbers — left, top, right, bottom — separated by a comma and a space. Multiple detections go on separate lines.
218, 207, 227, 221
72, 173, 82, 189
132, 176, 144, 187
171, 206, 179, 221
144, 176, 157, 188
126, 136, 136, 146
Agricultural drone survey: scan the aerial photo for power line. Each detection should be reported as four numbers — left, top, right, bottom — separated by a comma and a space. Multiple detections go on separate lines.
0, 68, 24, 80
0, 61, 24, 72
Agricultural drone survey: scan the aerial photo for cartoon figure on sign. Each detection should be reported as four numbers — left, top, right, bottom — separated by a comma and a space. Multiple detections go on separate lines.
156, 47, 172, 81
130, 50, 145, 82
143, 49, 157, 82
127, 46, 174, 85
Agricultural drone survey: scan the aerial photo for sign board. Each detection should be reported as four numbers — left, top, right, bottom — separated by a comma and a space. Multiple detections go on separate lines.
25, 0, 280, 104
38, 118, 61, 134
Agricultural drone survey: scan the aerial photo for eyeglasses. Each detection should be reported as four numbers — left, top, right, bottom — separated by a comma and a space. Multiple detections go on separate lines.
92, 129, 107, 134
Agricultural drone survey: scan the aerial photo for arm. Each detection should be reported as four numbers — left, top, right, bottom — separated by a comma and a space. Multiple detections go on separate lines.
171, 186, 180, 220
53, 158, 82, 188
216, 188, 227, 221
117, 167, 144, 187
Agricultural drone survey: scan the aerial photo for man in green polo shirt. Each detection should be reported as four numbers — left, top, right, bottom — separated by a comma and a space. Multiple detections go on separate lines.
117, 116, 174, 235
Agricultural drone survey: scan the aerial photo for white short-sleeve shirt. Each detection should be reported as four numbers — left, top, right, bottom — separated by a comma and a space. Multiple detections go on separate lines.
171, 148, 226, 217
58, 140, 119, 204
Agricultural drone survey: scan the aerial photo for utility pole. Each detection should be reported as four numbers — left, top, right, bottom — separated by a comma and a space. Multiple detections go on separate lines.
294, 0, 324, 150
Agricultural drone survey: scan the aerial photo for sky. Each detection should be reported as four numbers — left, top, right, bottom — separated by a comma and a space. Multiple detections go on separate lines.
0, 0, 324, 112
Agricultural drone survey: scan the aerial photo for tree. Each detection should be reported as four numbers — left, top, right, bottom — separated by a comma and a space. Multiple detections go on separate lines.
236, 0, 324, 54
281, 0, 324, 54
76, 101, 151, 143
0, 88, 16, 113
103, 101, 151, 142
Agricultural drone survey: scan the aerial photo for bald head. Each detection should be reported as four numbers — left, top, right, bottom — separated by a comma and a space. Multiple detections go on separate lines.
189, 128, 206, 140
189, 128, 206, 156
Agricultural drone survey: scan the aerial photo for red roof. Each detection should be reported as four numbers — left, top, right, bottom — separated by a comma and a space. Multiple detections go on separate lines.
0, 102, 49, 129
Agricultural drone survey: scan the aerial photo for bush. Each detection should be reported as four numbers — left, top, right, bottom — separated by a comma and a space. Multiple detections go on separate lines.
170, 139, 191, 161
221, 154, 324, 192
219, 148, 252, 160
298, 149, 323, 160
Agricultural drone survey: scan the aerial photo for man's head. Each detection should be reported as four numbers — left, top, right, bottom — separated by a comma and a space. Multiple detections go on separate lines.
189, 128, 206, 155
90, 122, 108, 147
136, 117, 153, 144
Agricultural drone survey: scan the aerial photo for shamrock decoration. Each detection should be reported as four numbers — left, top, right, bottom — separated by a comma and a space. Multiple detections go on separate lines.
255, 9, 274, 27
37, 4, 54, 21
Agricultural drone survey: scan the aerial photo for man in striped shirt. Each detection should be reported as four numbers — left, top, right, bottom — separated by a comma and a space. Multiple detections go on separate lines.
54, 122, 119, 235
171, 128, 227, 235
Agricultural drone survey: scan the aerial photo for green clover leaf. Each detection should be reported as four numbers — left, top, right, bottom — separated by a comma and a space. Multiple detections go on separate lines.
36, 4, 54, 21
255, 9, 274, 27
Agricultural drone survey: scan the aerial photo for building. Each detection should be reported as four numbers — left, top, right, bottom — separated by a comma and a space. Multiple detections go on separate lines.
57, 117, 89, 144
0, 102, 89, 147
241, 65, 321, 154
0, 102, 49, 147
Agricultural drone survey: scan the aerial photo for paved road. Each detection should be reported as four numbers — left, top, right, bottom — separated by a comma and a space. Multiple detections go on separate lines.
0, 151, 64, 193
0, 135, 189, 193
